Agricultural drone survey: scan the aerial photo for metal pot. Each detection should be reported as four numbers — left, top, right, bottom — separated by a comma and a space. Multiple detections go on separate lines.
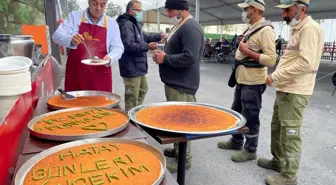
0, 34, 35, 60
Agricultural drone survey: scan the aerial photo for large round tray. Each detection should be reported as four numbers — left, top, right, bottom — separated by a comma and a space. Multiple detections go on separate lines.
128, 102, 246, 135
28, 107, 129, 141
47, 90, 121, 110
15, 138, 166, 185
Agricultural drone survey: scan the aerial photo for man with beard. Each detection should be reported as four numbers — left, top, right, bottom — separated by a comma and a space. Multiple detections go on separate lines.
259, 1, 324, 185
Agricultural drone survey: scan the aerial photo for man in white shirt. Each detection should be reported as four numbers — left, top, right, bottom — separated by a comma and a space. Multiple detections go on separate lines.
53, 0, 124, 92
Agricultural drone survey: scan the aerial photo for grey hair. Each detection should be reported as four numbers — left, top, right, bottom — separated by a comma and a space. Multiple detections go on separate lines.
126, 0, 142, 13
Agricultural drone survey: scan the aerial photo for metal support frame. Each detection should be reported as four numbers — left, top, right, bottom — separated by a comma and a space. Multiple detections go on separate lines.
332, 73, 336, 96
177, 142, 187, 185
195, 0, 200, 23
157, 6, 161, 32
331, 41, 335, 62
44, 0, 62, 65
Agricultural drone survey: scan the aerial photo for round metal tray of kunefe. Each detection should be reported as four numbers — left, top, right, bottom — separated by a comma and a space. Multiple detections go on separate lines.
128, 102, 246, 135
14, 138, 166, 185
47, 90, 121, 110
28, 107, 129, 141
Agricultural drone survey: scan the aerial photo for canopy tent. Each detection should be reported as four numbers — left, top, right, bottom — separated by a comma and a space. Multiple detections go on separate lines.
144, 0, 336, 25
143, 10, 172, 24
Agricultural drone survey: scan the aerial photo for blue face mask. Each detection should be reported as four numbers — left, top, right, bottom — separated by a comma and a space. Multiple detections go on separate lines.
135, 11, 143, 22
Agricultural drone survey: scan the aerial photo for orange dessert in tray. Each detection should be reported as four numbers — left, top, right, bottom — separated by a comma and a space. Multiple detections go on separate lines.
136, 105, 238, 132
23, 143, 161, 185
33, 108, 128, 136
47, 95, 117, 109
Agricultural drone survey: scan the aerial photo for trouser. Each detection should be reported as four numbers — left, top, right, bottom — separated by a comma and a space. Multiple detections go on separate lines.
165, 85, 196, 161
277, 47, 282, 55
231, 84, 266, 153
123, 75, 148, 112
271, 92, 310, 178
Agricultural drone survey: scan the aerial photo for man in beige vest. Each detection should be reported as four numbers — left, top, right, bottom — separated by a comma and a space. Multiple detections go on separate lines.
258, 1, 324, 185
217, 0, 276, 162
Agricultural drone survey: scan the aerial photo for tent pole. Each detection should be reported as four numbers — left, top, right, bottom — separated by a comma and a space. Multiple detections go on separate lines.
157, 2, 160, 32
195, 0, 200, 23
330, 19, 334, 42
220, 21, 223, 39
147, 11, 149, 32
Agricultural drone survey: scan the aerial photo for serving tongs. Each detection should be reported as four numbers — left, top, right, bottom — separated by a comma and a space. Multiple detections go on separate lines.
58, 89, 76, 100
82, 42, 100, 63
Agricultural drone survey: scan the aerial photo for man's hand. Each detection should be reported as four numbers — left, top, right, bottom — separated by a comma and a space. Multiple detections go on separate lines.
148, 42, 158, 50
103, 55, 111, 61
152, 50, 166, 64
71, 33, 85, 46
239, 41, 250, 55
103, 55, 112, 67
266, 74, 273, 86
161, 33, 167, 39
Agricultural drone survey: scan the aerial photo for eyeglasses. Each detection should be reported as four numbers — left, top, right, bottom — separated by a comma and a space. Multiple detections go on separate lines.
132, 8, 143, 12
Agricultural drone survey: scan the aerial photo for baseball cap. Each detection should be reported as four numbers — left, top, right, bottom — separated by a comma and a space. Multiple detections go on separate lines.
275, 0, 310, 9
238, 0, 266, 12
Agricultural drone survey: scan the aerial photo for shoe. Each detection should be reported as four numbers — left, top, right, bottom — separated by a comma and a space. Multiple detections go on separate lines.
164, 148, 176, 158
166, 159, 191, 173
231, 150, 257, 162
257, 158, 281, 173
217, 139, 243, 150
265, 174, 297, 185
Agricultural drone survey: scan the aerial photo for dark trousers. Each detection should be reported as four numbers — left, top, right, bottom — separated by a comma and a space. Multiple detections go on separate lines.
231, 84, 266, 153
276, 46, 282, 56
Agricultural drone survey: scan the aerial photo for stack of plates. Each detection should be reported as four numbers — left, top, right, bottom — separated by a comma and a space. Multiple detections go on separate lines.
0, 56, 32, 121
0, 56, 32, 96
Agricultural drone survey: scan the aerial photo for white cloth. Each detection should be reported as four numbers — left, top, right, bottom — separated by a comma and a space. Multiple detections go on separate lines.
52, 9, 124, 64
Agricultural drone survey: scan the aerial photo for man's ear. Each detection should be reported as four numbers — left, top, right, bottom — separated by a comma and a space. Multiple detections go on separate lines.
302, 6, 307, 14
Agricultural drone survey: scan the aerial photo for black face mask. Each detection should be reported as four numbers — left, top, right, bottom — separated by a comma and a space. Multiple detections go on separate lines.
284, 17, 292, 25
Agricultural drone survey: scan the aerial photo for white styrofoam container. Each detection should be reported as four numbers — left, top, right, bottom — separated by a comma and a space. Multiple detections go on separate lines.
0, 71, 31, 96
0, 56, 33, 75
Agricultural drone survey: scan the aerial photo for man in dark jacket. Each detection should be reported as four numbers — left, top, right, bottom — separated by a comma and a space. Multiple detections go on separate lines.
117, 0, 164, 112
152, 0, 204, 173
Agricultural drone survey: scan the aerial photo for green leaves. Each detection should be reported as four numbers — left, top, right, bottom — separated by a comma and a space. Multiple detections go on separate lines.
105, 2, 122, 18
63, 0, 80, 18
0, 0, 45, 34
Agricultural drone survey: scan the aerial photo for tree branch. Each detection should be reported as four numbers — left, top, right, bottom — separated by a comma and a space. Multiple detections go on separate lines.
12, 0, 31, 7
12, 0, 44, 13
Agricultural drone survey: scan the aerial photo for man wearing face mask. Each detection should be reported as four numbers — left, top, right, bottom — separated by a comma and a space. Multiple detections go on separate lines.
217, 0, 276, 163
259, 1, 323, 185
152, 0, 204, 173
117, 0, 165, 112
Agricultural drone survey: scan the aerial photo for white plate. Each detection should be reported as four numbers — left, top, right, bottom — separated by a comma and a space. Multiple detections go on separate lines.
0, 56, 33, 75
81, 59, 109, 66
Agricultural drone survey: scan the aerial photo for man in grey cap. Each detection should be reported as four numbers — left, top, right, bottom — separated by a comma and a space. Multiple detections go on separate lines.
152, 0, 204, 173
258, 1, 324, 185
217, 0, 276, 163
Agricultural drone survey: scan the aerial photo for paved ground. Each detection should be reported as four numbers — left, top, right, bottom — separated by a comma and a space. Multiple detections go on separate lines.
61, 56, 336, 185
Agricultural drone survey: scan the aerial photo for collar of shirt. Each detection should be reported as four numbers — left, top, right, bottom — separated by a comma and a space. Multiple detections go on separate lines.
84, 8, 105, 24
291, 16, 311, 30
249, 17, 265, 30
